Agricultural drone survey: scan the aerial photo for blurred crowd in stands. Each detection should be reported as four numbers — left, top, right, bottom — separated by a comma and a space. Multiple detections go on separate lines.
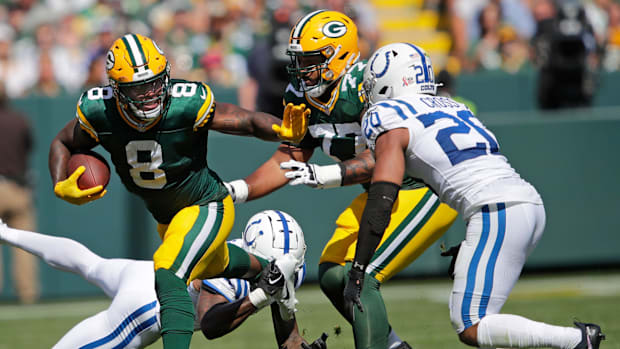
0, 0, 617, 105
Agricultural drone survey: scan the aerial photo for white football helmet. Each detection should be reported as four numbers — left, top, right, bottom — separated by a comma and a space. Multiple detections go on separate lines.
241, 210, 306, 271
362, 42, 438, 105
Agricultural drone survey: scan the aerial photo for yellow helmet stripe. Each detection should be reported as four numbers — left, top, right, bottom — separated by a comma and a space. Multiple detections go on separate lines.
194, 83, 215, 131
292, 9, 326, 39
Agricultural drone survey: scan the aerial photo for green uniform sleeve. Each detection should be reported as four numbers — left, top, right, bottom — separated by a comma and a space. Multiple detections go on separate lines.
76, 86, 115, 142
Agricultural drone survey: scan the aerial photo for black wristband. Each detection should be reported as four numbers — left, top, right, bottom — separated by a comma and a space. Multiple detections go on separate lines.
353, 181, 400, 269
337, 162, 346, 186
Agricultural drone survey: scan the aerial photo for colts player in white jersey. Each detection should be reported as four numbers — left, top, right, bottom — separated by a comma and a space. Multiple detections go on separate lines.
342, 43, 606, 349
0, 210, 326, 349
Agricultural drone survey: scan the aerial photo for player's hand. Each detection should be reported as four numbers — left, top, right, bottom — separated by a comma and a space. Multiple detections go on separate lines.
343, 263, 365, 321
440, 242, 461, 280
280, 161, 342, 189
301, 333, 329, 349
54, 166, 106, 205
272, 103, 310, 143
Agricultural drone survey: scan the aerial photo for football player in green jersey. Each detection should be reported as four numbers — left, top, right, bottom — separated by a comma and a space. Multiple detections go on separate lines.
48, 33, 309, 349
223, 10, 458, 349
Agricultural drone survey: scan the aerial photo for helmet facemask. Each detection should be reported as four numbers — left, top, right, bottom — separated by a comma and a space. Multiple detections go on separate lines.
361, 71, 377, 108
112, 65, 170, 124
286, 45, 341, 98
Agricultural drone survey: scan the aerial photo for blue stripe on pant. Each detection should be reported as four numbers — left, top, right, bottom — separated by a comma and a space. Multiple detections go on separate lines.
80, 301, 158, 349
461, 203, 506, 329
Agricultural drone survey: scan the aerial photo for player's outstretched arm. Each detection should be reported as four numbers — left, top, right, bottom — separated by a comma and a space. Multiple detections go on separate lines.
224, 143, 313, 203
339, 149, 375, 186
281, 149, 375, 189
211, 102, 308, 142
199, 295, 256, 339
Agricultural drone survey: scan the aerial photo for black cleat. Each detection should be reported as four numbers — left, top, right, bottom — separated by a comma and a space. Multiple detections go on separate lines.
256, 261, 285, 296
392, 341, 412, 349
574, 322, 605, 349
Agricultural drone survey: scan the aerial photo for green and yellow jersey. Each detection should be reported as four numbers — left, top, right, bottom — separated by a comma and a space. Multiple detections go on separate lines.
284, 61, 367, 162
283, 61, 422, 190
75, 79, 228, 224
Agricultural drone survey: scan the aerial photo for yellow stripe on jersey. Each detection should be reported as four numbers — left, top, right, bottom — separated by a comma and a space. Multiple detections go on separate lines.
193, 83, 215, 131
305, 79, 341, 115
75, 104, 99, 142
358, 81, 365, 103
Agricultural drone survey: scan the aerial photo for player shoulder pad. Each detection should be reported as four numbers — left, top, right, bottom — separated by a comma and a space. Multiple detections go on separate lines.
168, 80, 216, 131
75, 86, 114, 142
362, 100, 412, 149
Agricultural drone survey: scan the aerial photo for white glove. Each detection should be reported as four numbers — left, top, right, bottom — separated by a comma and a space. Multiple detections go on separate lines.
223, 179, 249, 203
280, 160, 343, 189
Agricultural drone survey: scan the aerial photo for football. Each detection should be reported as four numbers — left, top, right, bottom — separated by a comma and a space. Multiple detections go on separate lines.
67, 151, 111, 190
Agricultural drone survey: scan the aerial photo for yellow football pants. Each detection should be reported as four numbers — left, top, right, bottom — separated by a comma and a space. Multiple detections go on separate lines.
153, 195, 235, 282
319, 187, 457, 282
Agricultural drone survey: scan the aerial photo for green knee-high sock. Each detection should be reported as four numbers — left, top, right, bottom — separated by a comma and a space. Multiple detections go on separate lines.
345, 263, 390, 349
320, 263, 392, 349
155, 268, 194, 349
318, 262, 350, 321
219, 243, 269, 280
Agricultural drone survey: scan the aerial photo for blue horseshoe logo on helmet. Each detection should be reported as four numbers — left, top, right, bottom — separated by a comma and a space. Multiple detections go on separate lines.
243, 219, 262, 246
370, 51, 391, 78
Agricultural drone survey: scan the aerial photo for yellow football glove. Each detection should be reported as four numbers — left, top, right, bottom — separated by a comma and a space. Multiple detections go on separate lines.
54, 166, 107, 206
272, 103, 310, 143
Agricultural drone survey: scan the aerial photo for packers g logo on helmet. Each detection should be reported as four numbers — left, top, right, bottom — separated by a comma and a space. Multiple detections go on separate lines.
322, 21, 347, 38
287, 10, 360, 98
105, 51, 115, 71
107, 33, 171, 130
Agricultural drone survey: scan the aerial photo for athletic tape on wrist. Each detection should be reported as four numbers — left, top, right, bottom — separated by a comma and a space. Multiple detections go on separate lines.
226, 179, 248, 203
248, 288, 272, 309
316, 164, 343, 188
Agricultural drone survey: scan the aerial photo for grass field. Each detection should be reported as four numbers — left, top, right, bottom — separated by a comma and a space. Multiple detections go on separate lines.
0, 272, 617, 349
